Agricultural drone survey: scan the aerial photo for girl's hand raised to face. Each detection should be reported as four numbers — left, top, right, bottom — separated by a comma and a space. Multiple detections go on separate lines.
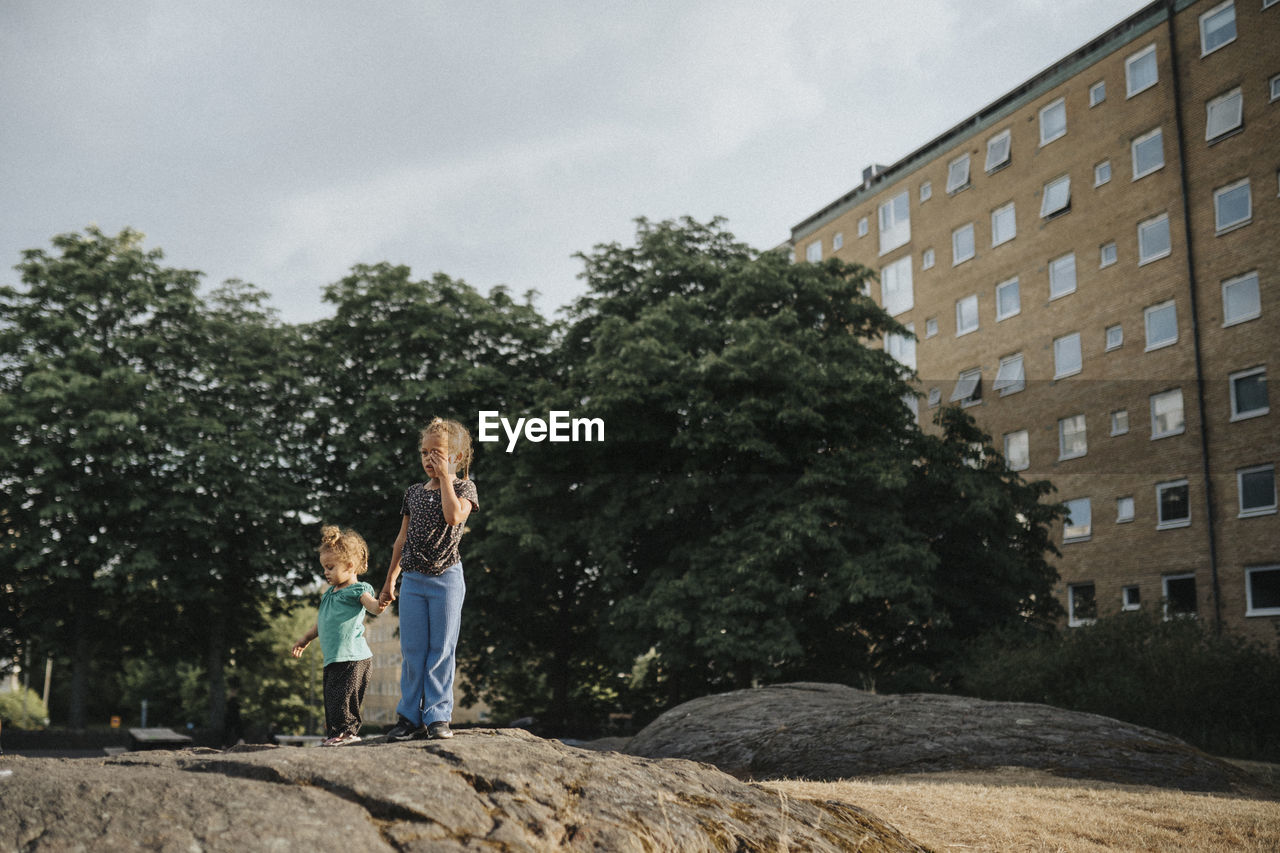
429, 448, 457, 482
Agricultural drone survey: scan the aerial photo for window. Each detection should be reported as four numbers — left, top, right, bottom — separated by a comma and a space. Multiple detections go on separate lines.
920, 181, 932, 202
1246, 566, 1280, 617
947, 154, 971, 194
928, 387, 942, 408
1111, 409, 1130, 435
1068, 582, 1097, 626
991, 202, 1016, 246
880, 256, 913, 316
1238, 465, 1277, 517
833, 232, 844, 250
1200, 1, 1237, 55
885, 327, 917, 372
1106, 324, 1123, 351
952, 223, 975, 264
1126, 44, 1158, 97
1163, 573, 1197, 617
1144, 300, 1178, 350
1039, 98, 1066, 145
922, 248, 935, 270
1222, 271, 1261, 326
1230, 366, 1269, 419
1117, 496, 1135, 523
878, 191, 910, 254
955, 294, 979, 336
950, 368, 982, 406
1041, 176, 1071, 218
986, 129, 1012, 172
1095, 161, 1112, 186
1122, 585, 1141, 610
1064, 500, 1092, 543
1138, 214, 1171, 264
1090, 80, 1106, 106
806, 241, 822, 262
995, 277, 1020, 321
925, 317, 938, 338
994, 353, 1025, 396
1150, 388, 1185, 438
1059, 414, 1088, 459
1206, 88, 1243, 139
1131, 127, 1164, 179
1272, 74, 1280, 102
1054, 332, 1082, 378
1004, 430, 1029, 471
1214, 179, 1251, 232
858, 217, 869, 237
1100, 242, 1117, 268
1157, 479, 1191, 529
1049, 253, 1077, 299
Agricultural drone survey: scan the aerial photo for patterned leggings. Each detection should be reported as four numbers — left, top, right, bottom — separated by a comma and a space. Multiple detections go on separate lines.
323, 658, 371, 738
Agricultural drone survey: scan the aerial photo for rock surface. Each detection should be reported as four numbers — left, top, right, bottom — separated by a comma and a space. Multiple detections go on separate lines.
626, 682, 1255, 792
1, 727, 928, 852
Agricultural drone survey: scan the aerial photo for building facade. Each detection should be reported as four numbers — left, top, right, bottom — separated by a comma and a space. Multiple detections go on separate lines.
789, 0, 1278, 642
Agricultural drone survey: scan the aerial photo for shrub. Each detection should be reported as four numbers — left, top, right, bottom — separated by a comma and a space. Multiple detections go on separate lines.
0, 687, 50, 729
954, 610, 1280, 761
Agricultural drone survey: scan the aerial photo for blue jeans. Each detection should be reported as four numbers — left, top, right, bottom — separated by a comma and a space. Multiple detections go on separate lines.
395, 563, 465, 725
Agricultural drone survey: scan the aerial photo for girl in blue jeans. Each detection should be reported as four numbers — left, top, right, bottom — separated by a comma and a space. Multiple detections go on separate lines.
379, 417, 477, 740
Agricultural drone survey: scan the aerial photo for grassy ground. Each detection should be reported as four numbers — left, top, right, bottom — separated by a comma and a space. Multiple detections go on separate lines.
761, 763, 1280, 853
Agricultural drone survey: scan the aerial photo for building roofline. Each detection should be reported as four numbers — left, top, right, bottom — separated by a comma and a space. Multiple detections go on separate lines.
790, 0, 1192, 243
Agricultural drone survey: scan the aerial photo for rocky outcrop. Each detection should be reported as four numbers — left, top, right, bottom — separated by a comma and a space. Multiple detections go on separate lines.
626, 682, 1255, 792
1, 727, 928, 852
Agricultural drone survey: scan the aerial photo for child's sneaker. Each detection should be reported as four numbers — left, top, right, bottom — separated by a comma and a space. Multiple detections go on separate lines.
385, 716, 426, 742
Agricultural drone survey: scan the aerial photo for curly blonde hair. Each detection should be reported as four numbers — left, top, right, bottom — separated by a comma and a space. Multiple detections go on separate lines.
421, 416, 474, 480
317, 524, 369, 574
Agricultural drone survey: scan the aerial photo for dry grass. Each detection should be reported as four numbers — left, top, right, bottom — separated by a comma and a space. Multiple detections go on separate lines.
760, 765, 1280, 852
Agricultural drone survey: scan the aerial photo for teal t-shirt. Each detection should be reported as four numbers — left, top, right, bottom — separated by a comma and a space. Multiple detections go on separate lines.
317, 581, 375, 666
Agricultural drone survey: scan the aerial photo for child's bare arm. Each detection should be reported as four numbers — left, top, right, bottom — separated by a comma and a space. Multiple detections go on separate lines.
291, 624, 318, 658
380, 517, 410, 604
361, 591, 388, 615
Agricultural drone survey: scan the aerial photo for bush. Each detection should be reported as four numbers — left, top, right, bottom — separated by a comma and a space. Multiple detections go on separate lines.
955, 610, 1280, 761
0, 687, 50, 729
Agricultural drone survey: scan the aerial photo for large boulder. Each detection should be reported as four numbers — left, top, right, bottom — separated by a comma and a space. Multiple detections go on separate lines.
1, 727, 928, 851
626, 682, 1255, 792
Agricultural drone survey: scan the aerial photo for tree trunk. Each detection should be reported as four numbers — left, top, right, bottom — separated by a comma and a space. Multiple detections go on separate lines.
67, 582, 94, 730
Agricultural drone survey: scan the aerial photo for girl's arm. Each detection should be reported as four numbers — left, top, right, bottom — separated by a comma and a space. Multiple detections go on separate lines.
361, 591, 388, 615
431, 448, 473, 526
291, 624, 318, 657
380, 516, 410, 604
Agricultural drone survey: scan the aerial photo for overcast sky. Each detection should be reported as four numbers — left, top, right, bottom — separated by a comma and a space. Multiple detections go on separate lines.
2, 0, 1152, 325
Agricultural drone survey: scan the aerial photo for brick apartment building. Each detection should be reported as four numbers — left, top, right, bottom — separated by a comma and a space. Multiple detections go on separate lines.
787, 0, 1278, 641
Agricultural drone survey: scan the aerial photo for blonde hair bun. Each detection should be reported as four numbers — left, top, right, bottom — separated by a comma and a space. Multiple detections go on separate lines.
316, 524, 370, 574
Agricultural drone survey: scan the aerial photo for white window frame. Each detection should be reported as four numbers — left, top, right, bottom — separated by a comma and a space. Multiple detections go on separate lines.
1125, 44, 1158, 97
858, 217, 869, 237
1150, 388, 1186, 439
1122, 584, 1141, 610
1156, 479, 1191, 530
985, 129, 1012, 173
1245, 565, 1280, 617
1144, 300, 1178, 351
1271, 74, 1280, 102
952, 223, 975, 265
950, 367, 982, 406
947, 154, 971, 194
1058, 414, 1088, 460
1100, 242, 1117, 268
1206, 87, 1243, 140
1049, 253, 1077, 300
1229, 365, 1269, 420
1131, 127, 1164, 180
927, 387, 942, 408
1111, 409, 1130, 435
995, 277, 1020, 321
994, 353, 1025, 396
991, 202, 1016, 247
1138, 213, 1171, 265
880, 256, 914, 317
885, 326, 917, 372
1041, 175, 1071, 218
921, 248, 935, 270
1089, 80, 1106, 107
1214, 178, 1252, 232
955, 294, 979, 337
878, 190, 911, 255
833, 232, 844, 251
1039, 98, 1067, 146
1163, 573, 1198, 618
919, 181, 932, 202
806, 240, 822, 262
925, 317, 938, 338
1237, 464, 1278, 517
1063, 500, 1092, 544
1003, 429, 1029, 471
1199, 1, 1237, 56
1105, 324, 1123, 351
1095, 160, 1112, 186
1117, 496, 1135, 524
1068, 582, 1097, 625
1054, 332, 1082, 379
1222, 271, 1261, 326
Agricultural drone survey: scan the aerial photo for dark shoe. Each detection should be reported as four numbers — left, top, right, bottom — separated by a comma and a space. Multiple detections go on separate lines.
385, 717, 425, 742
426, 721, 454, 739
